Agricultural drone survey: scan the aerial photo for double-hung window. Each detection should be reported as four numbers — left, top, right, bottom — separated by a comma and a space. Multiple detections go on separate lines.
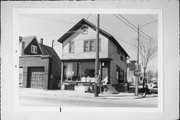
31, 45, 37, 54
69, 41, 74, 53
84, 40, 89, 52
84, 39, 100, 52
89, 40, 95, 51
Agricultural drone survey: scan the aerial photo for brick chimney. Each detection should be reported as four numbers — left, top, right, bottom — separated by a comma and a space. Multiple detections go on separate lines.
40, 38, 43, 44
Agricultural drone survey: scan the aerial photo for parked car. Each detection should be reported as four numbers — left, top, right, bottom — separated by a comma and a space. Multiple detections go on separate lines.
147, 80, 158, 94
138, 80, 158, 97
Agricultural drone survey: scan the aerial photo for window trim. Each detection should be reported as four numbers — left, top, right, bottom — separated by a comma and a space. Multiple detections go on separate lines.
84, 40, 90, 52
83, 39, 101, 52
31, 45, 37, 54
89, 40, 95, 51
69, 41, 74, 53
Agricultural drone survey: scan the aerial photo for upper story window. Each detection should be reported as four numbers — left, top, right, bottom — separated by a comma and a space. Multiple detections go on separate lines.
89, 40, 95, 51
84, 39, 101, 52
31, 45, 37, 54
84, 40, 89, 52
117, 49, 121, 54
69, 41, 74, 53
120, 55, 124, 62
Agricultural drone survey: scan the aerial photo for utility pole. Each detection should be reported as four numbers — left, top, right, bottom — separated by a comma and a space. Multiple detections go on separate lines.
94, 14, 100, 97
135, 25, 140, 96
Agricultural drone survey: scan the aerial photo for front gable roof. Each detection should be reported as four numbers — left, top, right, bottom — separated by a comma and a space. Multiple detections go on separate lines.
58, 18, 129, 58
21, 36, 60, 61
22, 36, 44, 55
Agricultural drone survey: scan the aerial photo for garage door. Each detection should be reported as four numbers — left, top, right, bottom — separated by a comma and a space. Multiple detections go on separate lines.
27, 67, 44, 89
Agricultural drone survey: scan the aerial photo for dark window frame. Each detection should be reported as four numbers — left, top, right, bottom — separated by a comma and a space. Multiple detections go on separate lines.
83, 39, 101, 52
120, 55, 124, 61
119, 69, 124, 83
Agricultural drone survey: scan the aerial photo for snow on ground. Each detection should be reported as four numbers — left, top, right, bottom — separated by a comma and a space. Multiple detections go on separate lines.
19, 88, 158, 107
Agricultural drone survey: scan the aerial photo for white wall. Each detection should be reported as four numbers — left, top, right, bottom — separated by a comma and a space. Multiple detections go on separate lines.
62, 26, 108, 60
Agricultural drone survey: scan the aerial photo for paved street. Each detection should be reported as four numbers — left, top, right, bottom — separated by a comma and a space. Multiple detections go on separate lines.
19, 88, 158, 107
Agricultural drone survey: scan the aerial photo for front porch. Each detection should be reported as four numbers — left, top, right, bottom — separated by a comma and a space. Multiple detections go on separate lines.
60, 58, 111, 91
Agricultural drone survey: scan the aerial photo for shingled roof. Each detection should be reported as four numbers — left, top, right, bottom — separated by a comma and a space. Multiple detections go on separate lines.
39, 44, 61, 61
21, 36, 60, 60
22, 36, 37, 48
58, 18, 130, 58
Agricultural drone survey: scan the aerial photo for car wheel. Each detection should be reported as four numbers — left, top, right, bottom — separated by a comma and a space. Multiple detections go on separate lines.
142, 91, 147, 97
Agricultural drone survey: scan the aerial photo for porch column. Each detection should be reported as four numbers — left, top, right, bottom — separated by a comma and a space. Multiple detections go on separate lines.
60, 62, 64, 90
77, 62, 79, 80
100, 61, 102, 82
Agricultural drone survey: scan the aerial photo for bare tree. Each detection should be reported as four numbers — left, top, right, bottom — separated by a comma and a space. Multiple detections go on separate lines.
139, 39, 157, 83
154, 71, 158, 79
146, 70, 154, 82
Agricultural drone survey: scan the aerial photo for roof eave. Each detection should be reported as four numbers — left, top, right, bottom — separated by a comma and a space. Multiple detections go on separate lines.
58, 18, 130, 58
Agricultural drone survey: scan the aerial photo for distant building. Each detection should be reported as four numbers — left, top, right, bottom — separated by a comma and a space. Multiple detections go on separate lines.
127, 60, 136, 85
58, 18, 130, 92
19, 36, 61, 89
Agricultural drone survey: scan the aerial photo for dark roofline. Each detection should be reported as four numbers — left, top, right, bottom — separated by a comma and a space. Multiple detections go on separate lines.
39, 44, 61, 61
21, 36, 44, 55
57, 18, 130, 58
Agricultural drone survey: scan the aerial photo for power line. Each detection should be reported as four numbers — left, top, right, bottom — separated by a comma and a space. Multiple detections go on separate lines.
22, 15, 76, 25
119, 14, 157, 44
146, 14, 157, 21
113, 14, 155, 47
118, 14, 138, 31
118, 14, 156, 42
113, 14, 139, 34
113, 35, 137, 48
140, 20, 158, 28
35, 30, 83, 37
116, 14, 157, 44
118, 41, 137, 58
86, 14, 91, 20
23, 14, 93, 27
113, 35, 152, 54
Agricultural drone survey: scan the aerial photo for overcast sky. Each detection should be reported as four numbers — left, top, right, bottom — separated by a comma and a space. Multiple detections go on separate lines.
19, 14, 158, 72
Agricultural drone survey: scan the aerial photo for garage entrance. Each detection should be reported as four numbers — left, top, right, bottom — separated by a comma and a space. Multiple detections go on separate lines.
27, 67, 44, 89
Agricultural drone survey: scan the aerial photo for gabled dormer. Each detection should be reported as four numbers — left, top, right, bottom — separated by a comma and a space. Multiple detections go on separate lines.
20, 36, 44, 55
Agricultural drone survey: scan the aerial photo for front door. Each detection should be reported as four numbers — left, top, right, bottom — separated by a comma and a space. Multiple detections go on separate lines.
101, 62, 109, 84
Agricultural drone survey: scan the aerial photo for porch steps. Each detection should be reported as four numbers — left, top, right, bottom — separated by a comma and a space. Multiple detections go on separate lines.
106, 85, 119, 94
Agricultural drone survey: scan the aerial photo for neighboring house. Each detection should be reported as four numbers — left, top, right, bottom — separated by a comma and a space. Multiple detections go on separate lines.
58, 18, 130, 91
19, 36, 61, 89
127, 60, 136, 85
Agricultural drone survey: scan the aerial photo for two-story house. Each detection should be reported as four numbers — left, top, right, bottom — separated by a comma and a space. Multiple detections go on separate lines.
19, 36, 61, 89
58, 18, 130, 92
